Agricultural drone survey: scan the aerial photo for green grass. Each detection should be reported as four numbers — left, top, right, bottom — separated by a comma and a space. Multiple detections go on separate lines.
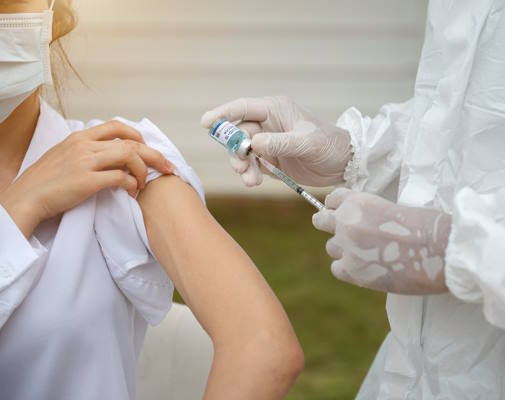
178, 197, 389, 399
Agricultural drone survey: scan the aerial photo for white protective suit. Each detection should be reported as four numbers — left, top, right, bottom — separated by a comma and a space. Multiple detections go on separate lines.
337, 0, 505, 398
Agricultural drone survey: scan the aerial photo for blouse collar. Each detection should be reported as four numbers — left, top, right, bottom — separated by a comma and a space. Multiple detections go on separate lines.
14, 98, 71, 181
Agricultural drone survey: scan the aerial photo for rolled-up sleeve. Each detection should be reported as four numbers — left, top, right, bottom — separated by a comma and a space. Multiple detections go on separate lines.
0, 205, 47, 328
337, 100, 413, 194
445, 186, 505, 329
93, 117, 205, 326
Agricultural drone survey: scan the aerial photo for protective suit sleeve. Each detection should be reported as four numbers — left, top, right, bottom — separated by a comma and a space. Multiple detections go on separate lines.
445, 186, 505, 330
337, 99, 413, 194
0, 205, 48, 329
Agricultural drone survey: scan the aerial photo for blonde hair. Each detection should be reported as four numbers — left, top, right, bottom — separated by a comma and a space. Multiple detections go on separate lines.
49, 0, 82, 115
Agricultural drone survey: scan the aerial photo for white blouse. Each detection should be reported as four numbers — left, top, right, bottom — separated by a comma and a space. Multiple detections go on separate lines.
0, 99, 204, 399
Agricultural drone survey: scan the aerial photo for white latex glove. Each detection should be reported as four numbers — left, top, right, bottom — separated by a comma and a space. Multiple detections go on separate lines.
201, 96, 353, 187
312, 188, 452, 295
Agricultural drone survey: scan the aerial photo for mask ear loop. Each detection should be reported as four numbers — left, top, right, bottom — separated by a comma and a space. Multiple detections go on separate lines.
43, 0, 56, 86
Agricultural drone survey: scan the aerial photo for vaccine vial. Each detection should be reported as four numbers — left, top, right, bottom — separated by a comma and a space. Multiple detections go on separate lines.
209, 119, 252, 160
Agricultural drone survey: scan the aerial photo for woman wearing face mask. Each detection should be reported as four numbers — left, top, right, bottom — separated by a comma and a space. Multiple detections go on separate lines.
0, 1, 304, 399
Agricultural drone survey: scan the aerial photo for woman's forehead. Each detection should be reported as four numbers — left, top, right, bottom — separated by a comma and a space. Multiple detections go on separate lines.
0, 0, 49, 12
0, 0, 49, 6
0, 0, 33, 4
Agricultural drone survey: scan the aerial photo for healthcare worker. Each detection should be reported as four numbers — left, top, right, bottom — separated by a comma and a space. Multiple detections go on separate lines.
201, 0, 505, 398
0, 1, 304, 399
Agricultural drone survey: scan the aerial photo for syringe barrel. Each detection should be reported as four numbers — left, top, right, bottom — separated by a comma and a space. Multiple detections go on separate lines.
300, 190, 325, 211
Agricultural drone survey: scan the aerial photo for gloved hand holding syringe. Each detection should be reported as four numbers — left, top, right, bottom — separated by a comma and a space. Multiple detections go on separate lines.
208, 118, 325, 211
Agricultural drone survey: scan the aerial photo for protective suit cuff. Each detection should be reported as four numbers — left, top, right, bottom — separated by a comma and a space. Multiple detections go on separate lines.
444, 197, 485, 304
337, 107, 366, 190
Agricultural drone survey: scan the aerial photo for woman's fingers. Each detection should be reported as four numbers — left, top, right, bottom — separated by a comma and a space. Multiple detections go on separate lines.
95, 170, 139, 197
72, 121, 175, 193
90, 139, 173, 185
80, 120, 146, 144
93, 143, 148, 189
128, 141, 173, 174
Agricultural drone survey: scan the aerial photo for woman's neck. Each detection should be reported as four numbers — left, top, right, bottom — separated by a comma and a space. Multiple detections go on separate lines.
0, 92, 41, 183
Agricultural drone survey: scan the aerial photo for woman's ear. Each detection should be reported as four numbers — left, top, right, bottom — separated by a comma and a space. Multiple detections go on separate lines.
51, 1, 77, 42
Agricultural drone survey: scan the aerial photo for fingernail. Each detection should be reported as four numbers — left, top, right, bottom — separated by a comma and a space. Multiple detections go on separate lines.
164, 160, 174, 174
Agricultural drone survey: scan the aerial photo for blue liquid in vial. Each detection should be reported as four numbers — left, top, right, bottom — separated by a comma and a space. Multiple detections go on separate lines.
209, 119, 249, 156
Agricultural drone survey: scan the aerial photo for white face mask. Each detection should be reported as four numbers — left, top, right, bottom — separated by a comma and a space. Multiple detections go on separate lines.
0, 0, 55, 124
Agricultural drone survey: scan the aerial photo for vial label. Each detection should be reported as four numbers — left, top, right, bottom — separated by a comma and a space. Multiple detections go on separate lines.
210, 120, 241, 147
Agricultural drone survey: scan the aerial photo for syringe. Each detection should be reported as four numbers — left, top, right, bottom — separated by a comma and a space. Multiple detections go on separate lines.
255, 155, 325, 211
208, 118, 325, 211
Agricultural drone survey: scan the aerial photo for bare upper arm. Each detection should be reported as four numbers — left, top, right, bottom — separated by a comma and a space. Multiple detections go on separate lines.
136, 175, 293, 344
136, 175, 211, 305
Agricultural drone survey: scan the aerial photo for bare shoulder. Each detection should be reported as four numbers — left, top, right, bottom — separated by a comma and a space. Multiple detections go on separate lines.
136, 174, 208, 225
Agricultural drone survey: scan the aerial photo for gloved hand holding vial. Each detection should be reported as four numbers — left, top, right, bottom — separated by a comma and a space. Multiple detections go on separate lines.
207, 117, 325, 211
201, 96, 354, 188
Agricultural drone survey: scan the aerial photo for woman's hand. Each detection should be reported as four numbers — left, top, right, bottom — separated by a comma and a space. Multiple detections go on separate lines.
0, 121, 173, 238
313, 188, 451, 295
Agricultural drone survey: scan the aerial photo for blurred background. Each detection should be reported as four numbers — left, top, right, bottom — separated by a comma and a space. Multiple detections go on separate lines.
53, 0, 428, 398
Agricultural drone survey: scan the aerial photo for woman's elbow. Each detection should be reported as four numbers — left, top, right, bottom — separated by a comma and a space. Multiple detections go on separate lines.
252, 327, 305, 385
282, 337, 305, 382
